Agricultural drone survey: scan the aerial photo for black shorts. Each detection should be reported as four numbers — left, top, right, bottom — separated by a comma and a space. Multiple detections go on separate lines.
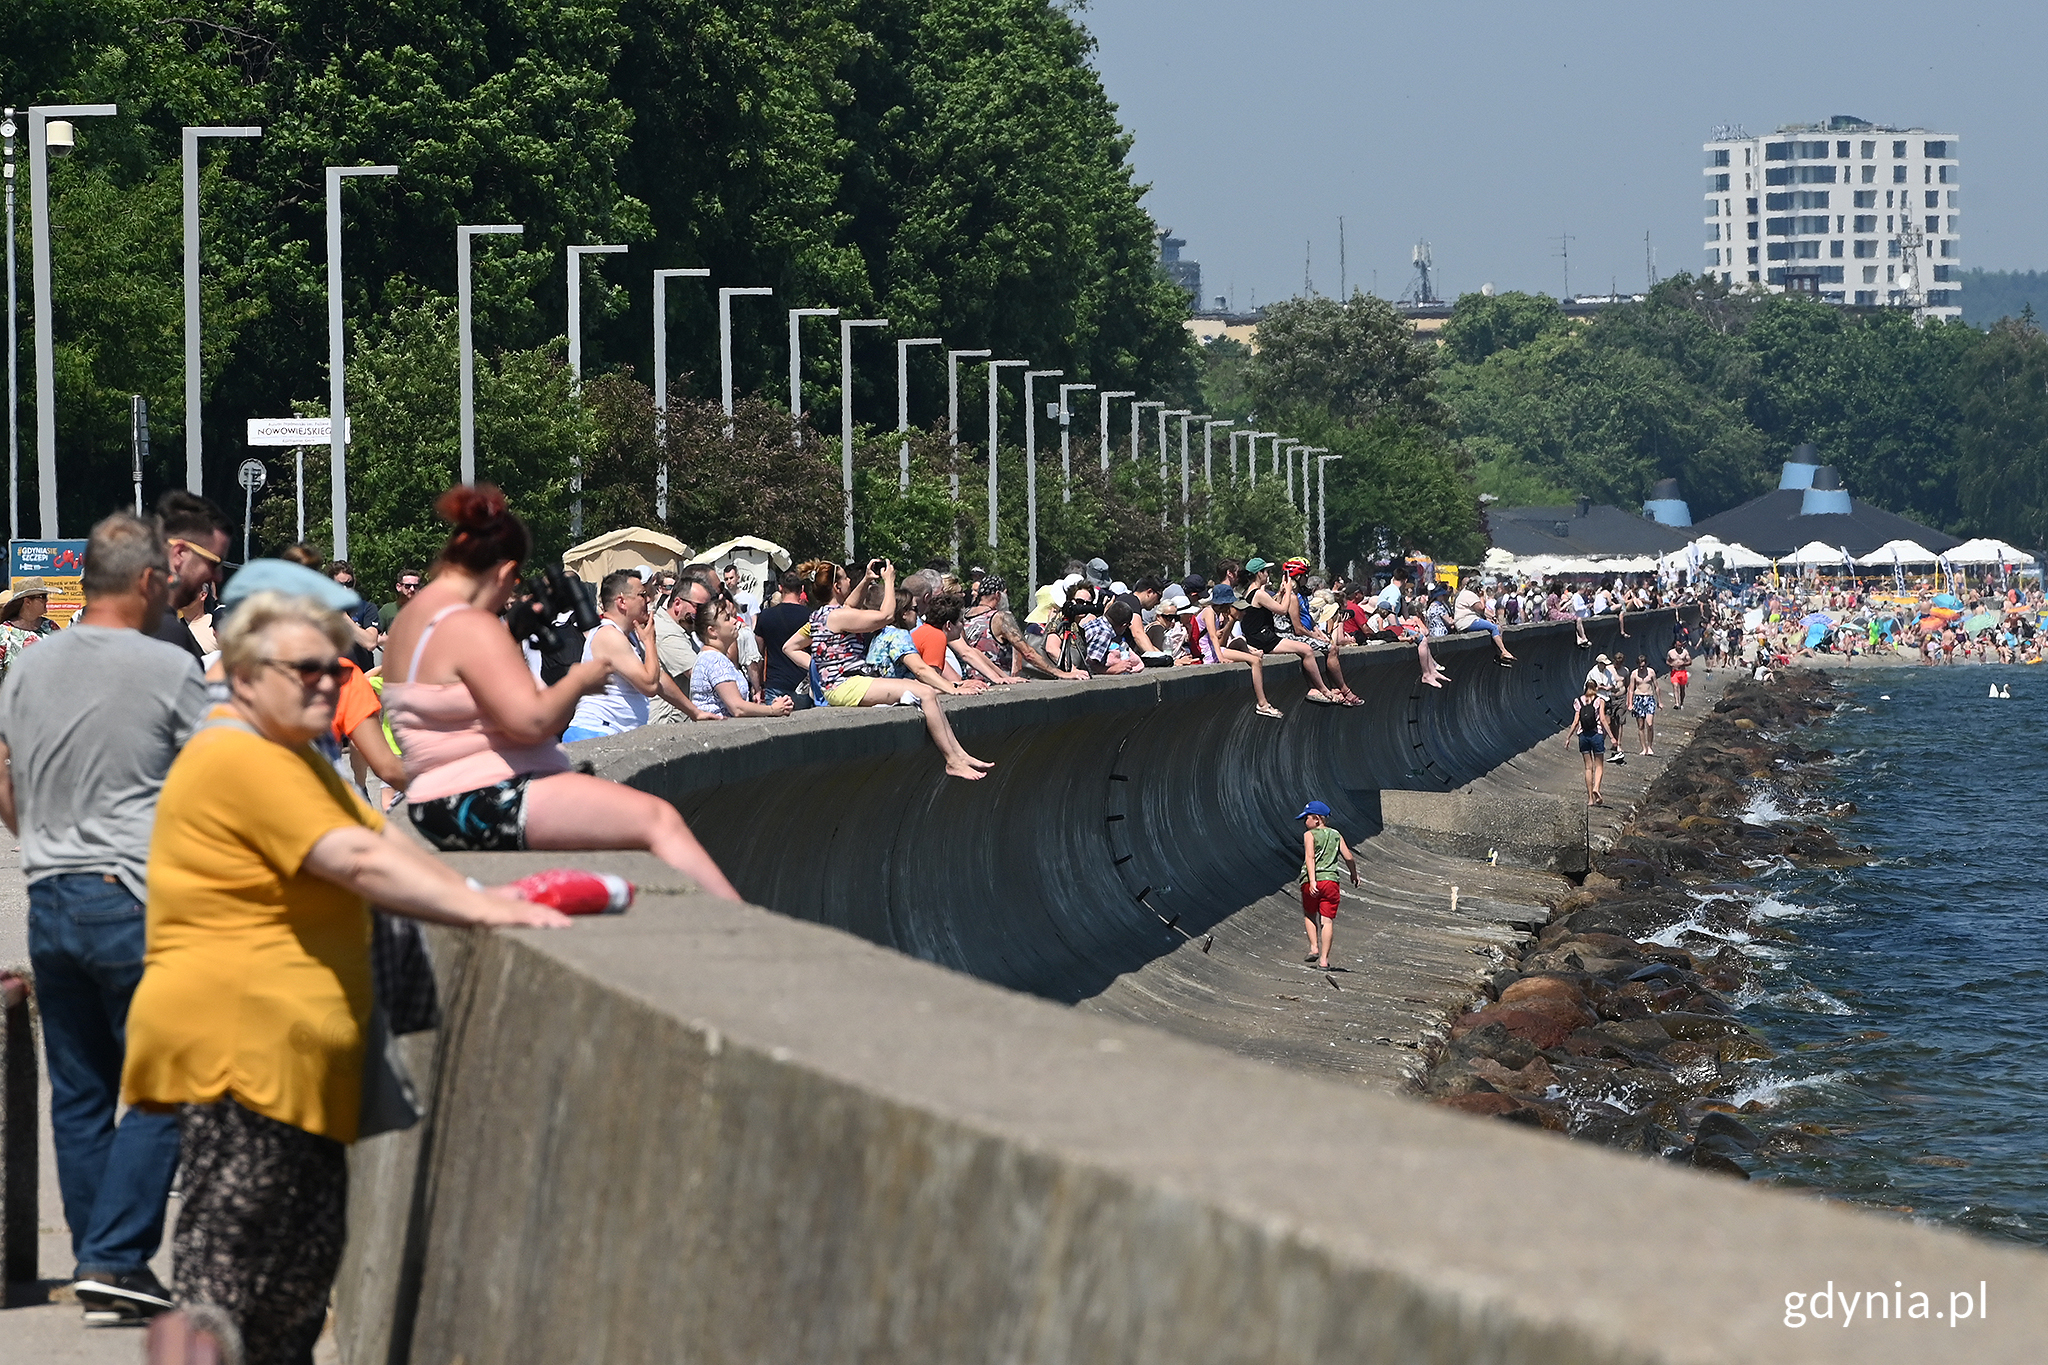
407, 774, 536, 852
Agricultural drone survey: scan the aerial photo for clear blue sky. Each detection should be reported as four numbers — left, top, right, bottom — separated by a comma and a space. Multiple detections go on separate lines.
1082, 0, 2042, 306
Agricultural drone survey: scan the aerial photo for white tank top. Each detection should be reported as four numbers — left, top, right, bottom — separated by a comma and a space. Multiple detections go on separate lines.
568, 619, 650, 734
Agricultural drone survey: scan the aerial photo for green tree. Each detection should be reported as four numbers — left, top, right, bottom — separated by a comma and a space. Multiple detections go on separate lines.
1439, 290, 1570, 366
1245, 292, 1446, 430
1954, 312, 2048, 553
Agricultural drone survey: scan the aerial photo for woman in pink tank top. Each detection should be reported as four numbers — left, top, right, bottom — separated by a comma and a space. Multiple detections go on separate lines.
383, 487, 739, 899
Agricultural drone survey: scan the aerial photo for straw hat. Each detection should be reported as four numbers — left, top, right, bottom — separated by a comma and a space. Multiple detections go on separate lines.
0, 577, 51, 623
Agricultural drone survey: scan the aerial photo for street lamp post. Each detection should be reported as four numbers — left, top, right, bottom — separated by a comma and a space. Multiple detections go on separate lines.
788, 307, 839, 421
1228, 429, 1253, 484
719, 286, 774, 435
839, 317, 889, 558
182, 125, 261, 495
1130, 399, 1163, 467
324, 163, 396, 559
1283, 440, 1302, 505
1157, 409, 1189, 525
457, 224, 523, 487
1317, 452, 1343, 568
1179, 413, 1207, 573
1058, 383, 1094, 503
566, 243, 626, 542
1242, 431, 1275, 489
4, 109, 19, 541
1023, 369, 1062, 594
895, 336, 942, 490
947, 348, 990, 568
1203, 419, 1233, 485
1268, 434, 1291, 487
1097, 390, 1134, 472
985, 360, 1026, 551
652, 267, 710, 522
29, 103, 116, 537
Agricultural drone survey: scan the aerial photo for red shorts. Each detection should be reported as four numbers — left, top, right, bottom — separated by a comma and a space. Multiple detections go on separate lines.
1301, 879, 1340, 918
1672, 669, 1689, 686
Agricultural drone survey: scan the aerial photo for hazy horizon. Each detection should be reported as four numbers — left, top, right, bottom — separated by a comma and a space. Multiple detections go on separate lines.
1083, 0, 2044, 308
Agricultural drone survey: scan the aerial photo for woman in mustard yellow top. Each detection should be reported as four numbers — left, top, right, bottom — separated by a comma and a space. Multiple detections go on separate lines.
122, 588, 569, 1365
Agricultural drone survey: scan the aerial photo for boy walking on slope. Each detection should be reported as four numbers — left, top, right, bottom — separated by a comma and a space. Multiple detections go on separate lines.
1297, 800, 1359, 970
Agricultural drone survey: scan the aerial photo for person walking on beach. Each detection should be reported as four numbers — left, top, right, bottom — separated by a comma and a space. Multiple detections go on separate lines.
1566, 677, 1617, 806
1296, 800, 1357, 971
1666, 641, 1692, 708
1627, 655, 1662, 756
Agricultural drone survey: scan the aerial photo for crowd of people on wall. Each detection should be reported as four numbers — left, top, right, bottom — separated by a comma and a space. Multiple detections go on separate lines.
0, 479, 1740, 1362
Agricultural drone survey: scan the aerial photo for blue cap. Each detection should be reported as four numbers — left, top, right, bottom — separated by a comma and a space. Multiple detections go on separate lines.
221, 558, 363, 610
1296, 800, 1332, 820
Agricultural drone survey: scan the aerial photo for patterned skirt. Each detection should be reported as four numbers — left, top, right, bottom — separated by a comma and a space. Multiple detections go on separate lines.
174, 1098, 348, 1365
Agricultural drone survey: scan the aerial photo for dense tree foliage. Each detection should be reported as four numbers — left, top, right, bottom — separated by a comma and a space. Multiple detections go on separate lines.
2, 0, 1197, 562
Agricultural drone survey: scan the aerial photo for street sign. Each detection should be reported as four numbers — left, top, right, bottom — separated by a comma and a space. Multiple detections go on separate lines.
238, 458, 267, 493
246, 417, 347, 447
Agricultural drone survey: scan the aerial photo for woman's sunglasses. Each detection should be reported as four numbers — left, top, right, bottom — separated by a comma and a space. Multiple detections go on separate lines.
261, 657, 347, 686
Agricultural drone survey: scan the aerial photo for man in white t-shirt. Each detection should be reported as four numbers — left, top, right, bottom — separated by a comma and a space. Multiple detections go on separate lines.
1452, 582, 1514, 663
1586, 654, 1624, 760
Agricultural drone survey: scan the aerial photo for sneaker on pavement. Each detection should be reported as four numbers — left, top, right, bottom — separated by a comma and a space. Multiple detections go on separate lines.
75, 1267, 175, 1322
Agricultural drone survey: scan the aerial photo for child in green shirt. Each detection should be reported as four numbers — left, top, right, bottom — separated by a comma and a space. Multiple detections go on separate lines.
1297, 800, 1358, 970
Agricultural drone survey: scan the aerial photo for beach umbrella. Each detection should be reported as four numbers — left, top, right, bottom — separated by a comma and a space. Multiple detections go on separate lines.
1933, 592, 1963, 610
1947, 537, 2034, 566
1961, 611, 2000, 636
1855, 539, 1938, 566
1787, 540, 1848, 566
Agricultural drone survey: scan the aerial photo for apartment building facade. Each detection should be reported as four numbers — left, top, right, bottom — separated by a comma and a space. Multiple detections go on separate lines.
1701, 116, 1960, 319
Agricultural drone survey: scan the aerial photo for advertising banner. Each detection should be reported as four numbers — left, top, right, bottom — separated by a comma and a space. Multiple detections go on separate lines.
9, 539, 89, 626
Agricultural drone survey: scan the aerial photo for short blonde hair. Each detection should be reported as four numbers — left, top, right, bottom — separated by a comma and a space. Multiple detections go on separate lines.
218, 591, 353, 679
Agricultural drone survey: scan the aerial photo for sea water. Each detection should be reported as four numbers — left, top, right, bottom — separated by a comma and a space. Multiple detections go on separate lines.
1724, 665, 2048, 1243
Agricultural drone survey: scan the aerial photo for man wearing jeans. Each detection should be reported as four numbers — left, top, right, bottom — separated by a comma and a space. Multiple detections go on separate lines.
0, 513, 209, 1322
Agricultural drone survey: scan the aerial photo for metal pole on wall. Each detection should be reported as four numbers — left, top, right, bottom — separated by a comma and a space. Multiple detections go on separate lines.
789, 307, 839, 424
4, 108, 19, 542
838, 318, 888, 560
1023, 369, 1062, 595
182, 124, 261, 496
1158, 409, 1188, 526
457, 224, 523, 487
566, 243, 626, 543
947, 349, 990, 568
985, 360, 1025, 552
1243, 431, 1274, 489
1203, 419, 1233, 486
1058, 383, 1094, 503
895, 337, 941, 490
1131, 400, 1162, 467
651, 268, 709, 523
1098, 391, 1133, 472
28, 104, 116, 538
719, 286, 774, 437
1318, 452, 1343, 568
325, 163, 396, 559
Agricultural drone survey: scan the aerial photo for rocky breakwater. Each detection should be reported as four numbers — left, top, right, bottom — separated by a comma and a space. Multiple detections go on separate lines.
1422, 670, 1869, 1179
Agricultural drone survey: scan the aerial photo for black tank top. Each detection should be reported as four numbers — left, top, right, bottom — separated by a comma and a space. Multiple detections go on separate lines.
1577, 698, 1602, 734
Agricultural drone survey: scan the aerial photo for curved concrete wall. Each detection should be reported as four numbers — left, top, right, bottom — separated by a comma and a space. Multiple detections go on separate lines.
581, 613, 1677, 1002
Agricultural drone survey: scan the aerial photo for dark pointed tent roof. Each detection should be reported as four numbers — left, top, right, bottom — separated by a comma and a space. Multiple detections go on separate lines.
1486, 502, 1694, 558
1689, 490, 1960, 558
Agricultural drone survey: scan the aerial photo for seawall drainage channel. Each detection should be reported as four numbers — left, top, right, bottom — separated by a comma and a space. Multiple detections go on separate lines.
578, 612, 1682, 1083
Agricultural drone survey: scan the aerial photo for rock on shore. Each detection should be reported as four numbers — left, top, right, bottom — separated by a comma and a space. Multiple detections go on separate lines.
1421, 671, 1865, 1177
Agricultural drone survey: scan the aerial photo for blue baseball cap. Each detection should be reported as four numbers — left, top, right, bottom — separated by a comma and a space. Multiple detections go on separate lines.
221, 558, 363, 610
1296, 800, 1332, 820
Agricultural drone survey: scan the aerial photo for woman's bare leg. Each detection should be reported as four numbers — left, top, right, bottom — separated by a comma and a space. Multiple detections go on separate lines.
525, 772, 740, 899
860, 679, 991, 779
1221, 648, 1272, 707
1417, 635, 1448, 687
1277, 639, 1330, 694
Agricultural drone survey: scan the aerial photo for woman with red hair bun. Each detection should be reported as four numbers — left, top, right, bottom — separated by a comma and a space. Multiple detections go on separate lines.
380, 486, 739, 898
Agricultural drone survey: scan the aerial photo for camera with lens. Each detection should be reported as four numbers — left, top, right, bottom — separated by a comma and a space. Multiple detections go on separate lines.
503, 564, 600, 655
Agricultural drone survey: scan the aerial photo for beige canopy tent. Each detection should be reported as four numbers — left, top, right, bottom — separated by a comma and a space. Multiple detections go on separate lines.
561, 527, 693, 585
1855, 538, 1939, 566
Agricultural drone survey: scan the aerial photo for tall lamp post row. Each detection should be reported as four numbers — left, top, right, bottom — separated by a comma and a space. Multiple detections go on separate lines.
14, 111, 1340, 571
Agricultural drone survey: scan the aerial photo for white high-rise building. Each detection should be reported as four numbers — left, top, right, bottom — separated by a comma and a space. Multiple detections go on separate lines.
1700, 116, 1960, 320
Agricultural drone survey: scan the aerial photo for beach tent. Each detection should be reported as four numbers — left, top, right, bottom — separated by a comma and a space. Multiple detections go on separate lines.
1785, 540, 1849, 567
1945, 537, 2034, 566
1855, 538, 1938, 566
561, 526, 692, 585
685, 535, 793, 618
1481, 546, 1519, 571
1675, 535, 1771, 570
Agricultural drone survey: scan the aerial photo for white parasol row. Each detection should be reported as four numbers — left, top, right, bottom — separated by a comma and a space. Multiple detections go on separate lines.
1855, 538, 1939, 566
1656, 535, 1771, 572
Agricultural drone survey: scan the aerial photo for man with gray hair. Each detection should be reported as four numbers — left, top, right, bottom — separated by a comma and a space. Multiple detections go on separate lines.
0, 512, 210, 1322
